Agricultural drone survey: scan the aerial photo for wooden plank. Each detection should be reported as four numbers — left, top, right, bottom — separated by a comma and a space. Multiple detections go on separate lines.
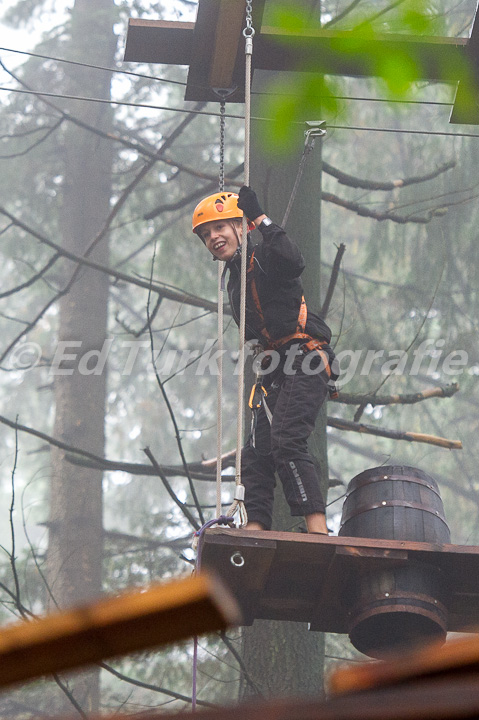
184, 0, 222, 102
0, 572, 240, 688
123, 19, 194, 65
205, 527, 479, 557
329, 630, 479, 696
83, 673, 479, 720
208, 0, 246, 90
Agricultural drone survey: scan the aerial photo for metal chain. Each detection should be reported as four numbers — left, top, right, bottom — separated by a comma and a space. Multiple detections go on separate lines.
219, 100, 226, 192
215, 98, 227, 516
244, 0, 254, 36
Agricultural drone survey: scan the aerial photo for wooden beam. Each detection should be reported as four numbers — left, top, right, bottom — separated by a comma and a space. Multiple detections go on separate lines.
184, 0, 267, 102
0, 572, 240, 688
329, 630, 479, 696
74, 674, 479, 720
255, 28, 468, 81
450, 3, 479, 123
123, 19, 194, 65
124, 15, 468, 101
208, 0, 246, 91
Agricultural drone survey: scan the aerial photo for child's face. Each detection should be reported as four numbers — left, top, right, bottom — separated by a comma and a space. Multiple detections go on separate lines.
200, 219, 242, 261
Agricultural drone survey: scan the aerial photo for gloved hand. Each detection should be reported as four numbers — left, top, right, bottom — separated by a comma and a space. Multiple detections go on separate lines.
237, 185, 264, 221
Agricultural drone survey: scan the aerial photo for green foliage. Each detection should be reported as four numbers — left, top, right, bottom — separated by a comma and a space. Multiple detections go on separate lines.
256, 0, 478, 154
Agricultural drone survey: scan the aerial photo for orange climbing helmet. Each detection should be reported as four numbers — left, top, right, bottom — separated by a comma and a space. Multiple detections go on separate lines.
192, 191, 254, 236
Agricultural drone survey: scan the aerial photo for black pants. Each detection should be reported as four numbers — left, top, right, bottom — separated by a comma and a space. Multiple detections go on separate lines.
241, 345, 333, 530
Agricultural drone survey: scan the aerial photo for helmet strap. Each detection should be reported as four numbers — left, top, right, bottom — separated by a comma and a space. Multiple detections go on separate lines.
230, 220, 243, 250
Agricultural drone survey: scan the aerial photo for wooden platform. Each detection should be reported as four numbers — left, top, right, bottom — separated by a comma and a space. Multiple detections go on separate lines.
200, 529, 479, 633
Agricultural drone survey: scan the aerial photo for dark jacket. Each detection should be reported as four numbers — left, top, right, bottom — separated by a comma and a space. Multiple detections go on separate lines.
226, 222, 332, 347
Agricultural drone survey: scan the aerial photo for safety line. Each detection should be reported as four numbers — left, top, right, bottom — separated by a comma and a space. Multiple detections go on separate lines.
0, 47, 457, 107
0, 45, 186, 86
3, 84, 479, 138
226, 2, 255, 529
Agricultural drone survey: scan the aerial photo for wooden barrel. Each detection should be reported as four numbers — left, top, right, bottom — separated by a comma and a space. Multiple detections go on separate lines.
339, 465, 450, 658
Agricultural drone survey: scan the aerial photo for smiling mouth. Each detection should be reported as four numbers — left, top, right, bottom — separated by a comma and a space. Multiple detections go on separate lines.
214, 241, 226, 251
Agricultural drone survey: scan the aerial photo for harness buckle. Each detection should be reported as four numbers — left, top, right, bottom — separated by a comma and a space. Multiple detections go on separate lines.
249, 382, 267, 410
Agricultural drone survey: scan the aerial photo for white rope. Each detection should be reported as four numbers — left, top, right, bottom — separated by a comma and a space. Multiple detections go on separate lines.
226, 2, 254, 528
216, 261, 224, 517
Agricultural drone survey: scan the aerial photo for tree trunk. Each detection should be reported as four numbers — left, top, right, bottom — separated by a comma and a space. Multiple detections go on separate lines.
240, 71, 327, 701
47, 0, 116, 711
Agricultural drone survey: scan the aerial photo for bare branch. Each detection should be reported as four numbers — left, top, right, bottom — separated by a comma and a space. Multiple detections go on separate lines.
334, 383, 459, 407
323, 159, 456, 190
99, 662, 215, 708
320, 243, 346, 318
0, 206, 223, 315
144, 163, 244, 220
0, 117, 64, 159
143, 447, 200, 531
321, 191, 447, 223
146, 250, 205, 524
0, 412, 230, 482
219, 632, 264, 696
0, 252, 60, 299
65, 453, 234, 481
327, 416, 462, 449
323, 0, 363, 27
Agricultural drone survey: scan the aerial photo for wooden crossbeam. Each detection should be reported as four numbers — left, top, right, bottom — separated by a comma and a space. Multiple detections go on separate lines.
0, 572, 240, 688
123, 0, 479, 122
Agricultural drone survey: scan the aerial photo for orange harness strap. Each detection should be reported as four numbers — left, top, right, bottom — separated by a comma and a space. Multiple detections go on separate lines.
247, 252, 308, 349
247, 252, 332, 380
247, 252, 338, 399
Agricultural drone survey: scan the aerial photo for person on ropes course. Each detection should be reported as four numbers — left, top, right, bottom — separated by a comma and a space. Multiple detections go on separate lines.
192, 186, 338, 535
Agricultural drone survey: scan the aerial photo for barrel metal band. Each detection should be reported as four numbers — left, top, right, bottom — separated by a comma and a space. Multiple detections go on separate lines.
350, 591, 448, 616
345, 473, 441, 499
349, 594, 448, 634
341, 499, 450, 527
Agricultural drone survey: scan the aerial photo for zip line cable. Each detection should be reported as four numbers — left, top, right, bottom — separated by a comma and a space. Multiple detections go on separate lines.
0, 78, 455, 112
0, 45, 457, 107
0, 45, 187, 86
3, 84, 479, 138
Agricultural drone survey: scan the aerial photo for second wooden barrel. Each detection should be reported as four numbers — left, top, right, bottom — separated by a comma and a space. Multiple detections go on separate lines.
339, 465, 451, 658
